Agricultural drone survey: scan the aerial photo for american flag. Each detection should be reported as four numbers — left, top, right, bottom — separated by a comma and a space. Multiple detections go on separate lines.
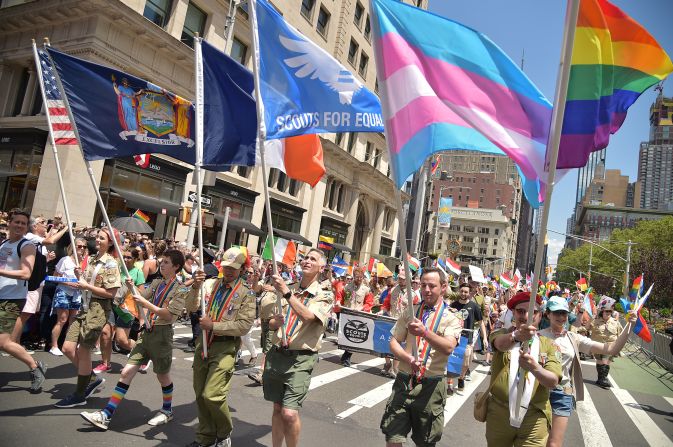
37, 49, 77, 145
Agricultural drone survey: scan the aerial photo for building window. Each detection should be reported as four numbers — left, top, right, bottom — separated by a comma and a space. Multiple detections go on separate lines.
492, 249, 497, 256
479, 248, 487, 255
181, 1, 207, 48
354, 1, 364, 28
494, 228, 500, 235
347, 132, 357, 154
373, 148, 381, 168
316, 6, 330, 37
364, 14, 371, 40
230, 37, 248, 64
236, 166, 251, 178
365, 141, 373, 162
335, 133, 344, 146
143, 0, 172, 28
358, 52, 369, 78
300, 0, 315, 20
480, 237, 488, 244
348, 38, 359, 66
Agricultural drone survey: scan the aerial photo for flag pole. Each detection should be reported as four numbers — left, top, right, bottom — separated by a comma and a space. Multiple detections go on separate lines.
44, 42, 149, 324
248, 0, 286, 346
515, 0, 580, 420
194, 35, 209, 359
32, 39, 79, 266
218, 206, 231, 252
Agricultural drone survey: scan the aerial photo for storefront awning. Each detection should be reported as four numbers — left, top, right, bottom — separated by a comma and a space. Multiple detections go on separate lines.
331, 242, 353, 253
110, 188, 180, 217
273, 228, 312, 246
214, 214, 265, 237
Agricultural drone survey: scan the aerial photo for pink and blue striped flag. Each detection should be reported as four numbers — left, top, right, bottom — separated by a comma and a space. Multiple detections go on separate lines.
370, 0, 553, 208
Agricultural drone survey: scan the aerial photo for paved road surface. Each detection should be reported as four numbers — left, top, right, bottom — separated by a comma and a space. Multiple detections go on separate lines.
1, 324, 672, 446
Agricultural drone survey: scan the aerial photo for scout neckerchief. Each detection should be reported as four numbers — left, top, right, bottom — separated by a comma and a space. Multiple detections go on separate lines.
82, 255, 104, 312
148, 276, 178, 330
414, 300, 446, 381
508, 335, 540, 428
205, 277, 243, 349
282, 288, 312, 348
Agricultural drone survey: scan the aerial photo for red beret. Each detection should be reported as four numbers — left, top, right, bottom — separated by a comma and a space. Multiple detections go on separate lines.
507, 291, 543, 310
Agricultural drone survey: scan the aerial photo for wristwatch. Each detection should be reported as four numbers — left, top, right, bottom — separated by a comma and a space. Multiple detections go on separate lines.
283, 291, 292, 300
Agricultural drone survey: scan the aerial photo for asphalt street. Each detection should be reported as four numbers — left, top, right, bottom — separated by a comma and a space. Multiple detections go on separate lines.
1, 324, 672, 446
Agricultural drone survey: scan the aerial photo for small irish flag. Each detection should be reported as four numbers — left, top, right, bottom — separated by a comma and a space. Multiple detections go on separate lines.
499, 273, 514, 289
446, 258, 461, 276
262, 236, 297, 268
406, 254, 420, 272
133, 209, 150, 223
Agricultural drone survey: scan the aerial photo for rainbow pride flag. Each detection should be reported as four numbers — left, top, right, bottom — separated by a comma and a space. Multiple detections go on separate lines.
133, 209, 150, 223
558, 0, 673, 168
370, 0, 550, 208
629, 274, 644, 300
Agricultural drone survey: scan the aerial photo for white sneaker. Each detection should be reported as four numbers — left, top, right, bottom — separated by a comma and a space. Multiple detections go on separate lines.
92, 346, 102, 355
50, 347, 64, 356
148, 409, 173, 426
80, 410, 110, 431
139, 360, 152, 373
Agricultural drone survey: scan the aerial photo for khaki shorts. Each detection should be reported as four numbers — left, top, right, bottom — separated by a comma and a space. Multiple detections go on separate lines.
128, 325, 174, 374
263, 346, 318, 409
0, 300, 24, 333
23, 284, 44, 314
65, 298, 109, 348
380, 372, 447, 447
485, 397, 549, 447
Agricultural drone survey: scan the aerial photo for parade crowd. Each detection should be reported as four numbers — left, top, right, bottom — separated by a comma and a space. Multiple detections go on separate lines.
0, 208, 639, 447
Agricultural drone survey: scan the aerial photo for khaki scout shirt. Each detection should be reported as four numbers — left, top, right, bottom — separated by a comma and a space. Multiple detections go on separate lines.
187, 277, 255, 337
392, 301, 462, 376
142, 278, 197, 326
488, 328, 563, 425
272, 279, 334, 352
259, 289, 279, 321
591, 317, 622, 344
343, 282, 371, 311
83, 253, 121, 310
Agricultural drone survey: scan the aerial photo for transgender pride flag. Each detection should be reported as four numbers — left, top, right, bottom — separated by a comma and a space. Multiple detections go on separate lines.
370, 0, 553, 207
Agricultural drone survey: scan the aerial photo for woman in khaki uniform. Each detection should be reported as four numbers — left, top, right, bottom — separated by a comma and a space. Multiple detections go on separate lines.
55, 227, 121, 408
590, 297, 623, 388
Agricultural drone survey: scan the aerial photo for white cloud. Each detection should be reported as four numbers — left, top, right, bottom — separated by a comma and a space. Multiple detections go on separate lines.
547, 238, 565, 266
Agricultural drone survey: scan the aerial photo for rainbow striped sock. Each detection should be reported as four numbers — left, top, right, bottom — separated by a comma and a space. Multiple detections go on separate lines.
161, 383, 173, 413
102, 381, 130, 418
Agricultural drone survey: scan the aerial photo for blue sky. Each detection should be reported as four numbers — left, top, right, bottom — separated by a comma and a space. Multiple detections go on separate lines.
427, 0, 673, 265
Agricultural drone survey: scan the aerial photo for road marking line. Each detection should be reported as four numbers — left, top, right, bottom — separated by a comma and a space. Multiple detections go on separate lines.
607, 375, 672, 447
310, 357, 385, 390
336, 381, 394, 419
664, 397, 673, 409
443, 365, 489, 426
173, 332, 192, 339
576, 385, 612, 447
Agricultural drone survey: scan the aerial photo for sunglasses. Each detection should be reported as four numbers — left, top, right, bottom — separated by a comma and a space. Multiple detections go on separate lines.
76, 245, 87, 249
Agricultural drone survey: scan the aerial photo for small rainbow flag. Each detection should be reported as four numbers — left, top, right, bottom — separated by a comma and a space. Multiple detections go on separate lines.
133, 209, 150, 223
629, 274, 643, 300
430, 155, 440, 176
558, 0, 673, 168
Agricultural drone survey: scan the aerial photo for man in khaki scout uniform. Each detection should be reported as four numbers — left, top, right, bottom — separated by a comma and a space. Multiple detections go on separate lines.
56, 227, 121, 408
80, 250, 201, 431
339, 266, 374, 366
264, 248, 334, 447
486, 291, 562, 447
188, 246, 256, 447
380, 267, 462, 447
248, 283, 278, 385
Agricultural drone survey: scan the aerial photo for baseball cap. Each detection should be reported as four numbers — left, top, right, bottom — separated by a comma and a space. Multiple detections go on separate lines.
220, 247, 247, 269
546, 296, 569, 313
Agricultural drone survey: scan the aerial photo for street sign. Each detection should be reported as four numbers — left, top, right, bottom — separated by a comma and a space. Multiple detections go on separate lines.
188, 191, 213, 208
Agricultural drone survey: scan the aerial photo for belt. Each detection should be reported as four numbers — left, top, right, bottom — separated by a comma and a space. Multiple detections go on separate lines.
211, 335, 238, 342
271, 345, 315, 356
397, 371, 444, 384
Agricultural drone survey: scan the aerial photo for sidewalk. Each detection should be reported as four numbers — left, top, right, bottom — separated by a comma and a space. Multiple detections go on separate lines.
609, 342, 673, 398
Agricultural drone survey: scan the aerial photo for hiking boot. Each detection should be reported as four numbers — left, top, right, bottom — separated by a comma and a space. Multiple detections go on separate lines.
81, 410, 110, 431
30, 361, 47, 392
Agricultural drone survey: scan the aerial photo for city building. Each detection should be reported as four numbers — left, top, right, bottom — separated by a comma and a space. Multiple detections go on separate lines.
638, 93, 673, 210
0, 0, 425, 261
576, 204, 673, 241
582, 169, 641, 209
566, 148, 606, 249
515, 194, 535, 274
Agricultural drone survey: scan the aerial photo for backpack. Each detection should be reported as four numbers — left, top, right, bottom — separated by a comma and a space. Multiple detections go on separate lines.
16, 238, 47, 291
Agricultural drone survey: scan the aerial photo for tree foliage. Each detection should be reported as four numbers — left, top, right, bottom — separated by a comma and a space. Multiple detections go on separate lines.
556, 216, 673, 309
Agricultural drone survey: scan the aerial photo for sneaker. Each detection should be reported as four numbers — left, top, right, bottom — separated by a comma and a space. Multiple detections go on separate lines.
93, 363, 112, 374
54, 393, 87, 408
465, 369, 472, 381
24, 348, 35, 355
92, 346, 102, 355
215, 437, 231, 447
183, 345, 196, 353
85, 376, 106, 399
247, 371, 263, 386
148, 409, 174, 426
80, 410, 110, 431
49, 347, 64, 356
457, 379, 465, 391
139, 360, 152, 373
30, 361, 47, 392
247, 356, 258, 367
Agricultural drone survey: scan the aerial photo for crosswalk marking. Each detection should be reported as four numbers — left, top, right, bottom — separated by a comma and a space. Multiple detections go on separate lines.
576, 385, 613, 447
607, 375, 672, 447
309, 357, 385, 390
336, 380, 394, 419
443, 365, 489, 426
